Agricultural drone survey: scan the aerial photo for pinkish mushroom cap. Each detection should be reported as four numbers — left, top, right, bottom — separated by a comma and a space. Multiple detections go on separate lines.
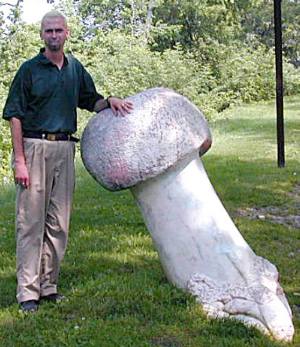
81, 87, 211, 191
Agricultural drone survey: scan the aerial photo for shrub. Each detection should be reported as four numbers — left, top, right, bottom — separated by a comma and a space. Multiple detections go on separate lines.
1, 27, 300, 184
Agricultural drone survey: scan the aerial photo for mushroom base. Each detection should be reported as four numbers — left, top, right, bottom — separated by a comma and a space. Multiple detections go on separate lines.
131, 152, 294, 342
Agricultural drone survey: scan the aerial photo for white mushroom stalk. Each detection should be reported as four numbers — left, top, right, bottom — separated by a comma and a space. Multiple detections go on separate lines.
81, 88, 294, 342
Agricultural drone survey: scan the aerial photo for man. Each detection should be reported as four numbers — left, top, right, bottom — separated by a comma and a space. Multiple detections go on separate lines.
2, 10, 132, 313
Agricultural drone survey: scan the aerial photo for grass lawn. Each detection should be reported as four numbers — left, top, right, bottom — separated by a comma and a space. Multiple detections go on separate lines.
0, 97, 299, 347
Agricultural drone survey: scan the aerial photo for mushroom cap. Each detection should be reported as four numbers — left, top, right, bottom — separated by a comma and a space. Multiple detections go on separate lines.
81, 87, 211, 191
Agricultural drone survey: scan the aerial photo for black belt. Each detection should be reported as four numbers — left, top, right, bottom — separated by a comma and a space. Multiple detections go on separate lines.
23, 131, 79, 142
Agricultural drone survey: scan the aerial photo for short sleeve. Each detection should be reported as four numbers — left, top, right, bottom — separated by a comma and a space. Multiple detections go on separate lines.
78, 65, 104, 112
2, 62, 31, 121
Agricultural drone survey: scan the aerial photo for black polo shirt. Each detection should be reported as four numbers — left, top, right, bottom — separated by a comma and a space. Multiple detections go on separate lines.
2, 48, 103, 133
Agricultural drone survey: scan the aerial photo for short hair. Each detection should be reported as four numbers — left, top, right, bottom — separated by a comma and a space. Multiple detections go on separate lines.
41, 10, 67, 29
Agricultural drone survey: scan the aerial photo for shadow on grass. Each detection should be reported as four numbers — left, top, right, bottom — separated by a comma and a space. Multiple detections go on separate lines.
0, 274, 16, 308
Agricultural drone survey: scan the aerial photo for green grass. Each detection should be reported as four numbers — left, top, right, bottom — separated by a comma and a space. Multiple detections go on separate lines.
0, 96, 299, 347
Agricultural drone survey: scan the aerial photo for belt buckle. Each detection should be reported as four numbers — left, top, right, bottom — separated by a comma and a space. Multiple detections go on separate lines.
46, 134, 56, 141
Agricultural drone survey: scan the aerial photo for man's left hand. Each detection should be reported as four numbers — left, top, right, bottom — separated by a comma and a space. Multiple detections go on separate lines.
108, 97, 133, 116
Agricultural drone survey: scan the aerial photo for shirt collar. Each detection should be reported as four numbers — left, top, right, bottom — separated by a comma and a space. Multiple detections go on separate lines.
38, 47, 69, 66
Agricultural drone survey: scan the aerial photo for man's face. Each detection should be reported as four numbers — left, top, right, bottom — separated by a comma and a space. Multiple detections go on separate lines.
40, 17, 69, 52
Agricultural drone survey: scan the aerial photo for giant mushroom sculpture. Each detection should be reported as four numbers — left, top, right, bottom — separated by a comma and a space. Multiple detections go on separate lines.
81, 87, 294, 342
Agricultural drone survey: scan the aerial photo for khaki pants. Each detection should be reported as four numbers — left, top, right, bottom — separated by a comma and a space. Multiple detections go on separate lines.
15, 138, 75, 303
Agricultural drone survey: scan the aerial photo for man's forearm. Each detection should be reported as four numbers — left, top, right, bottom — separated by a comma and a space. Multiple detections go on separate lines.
93, 98, 110, 113
94, 96, 133, 116
10, 117, 30, 187
10, 117, 25, 165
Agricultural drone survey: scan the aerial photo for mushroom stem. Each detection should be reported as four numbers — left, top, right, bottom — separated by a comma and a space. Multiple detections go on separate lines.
131, 151, 294, 342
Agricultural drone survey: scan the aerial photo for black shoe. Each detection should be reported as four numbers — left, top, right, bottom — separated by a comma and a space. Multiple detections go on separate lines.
40, 293, 66, 303
20, 300, 39, 313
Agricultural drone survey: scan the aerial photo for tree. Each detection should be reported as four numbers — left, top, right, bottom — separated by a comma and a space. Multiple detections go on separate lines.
0, 0, 37, 184
239, 0, 300, 66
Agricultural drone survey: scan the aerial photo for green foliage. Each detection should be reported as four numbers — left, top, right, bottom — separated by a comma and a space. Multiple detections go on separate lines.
0, 23, 40, 183
0, 109, 11, 184
151, 0, 242, 50
238, 0, 300, 67
218, 44, 276, 103
1, 1, 300, 184
72, 30, 218, 116
283, 61, 300, 95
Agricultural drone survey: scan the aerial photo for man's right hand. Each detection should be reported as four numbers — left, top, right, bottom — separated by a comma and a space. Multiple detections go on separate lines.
9, 117, 29, 188
14, 162, 30, 188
